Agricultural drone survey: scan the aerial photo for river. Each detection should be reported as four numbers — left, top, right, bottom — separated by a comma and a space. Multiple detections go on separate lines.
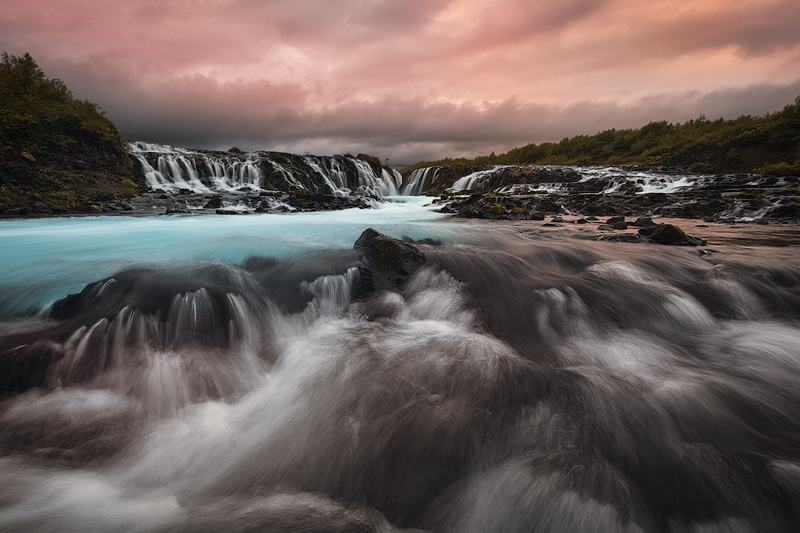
1, 199, 799, 532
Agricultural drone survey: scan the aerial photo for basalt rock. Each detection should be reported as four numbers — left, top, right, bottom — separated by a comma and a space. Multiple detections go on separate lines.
632, 217, 656, 227
204, 195, 223, 209
641, 223, 706, 246
605, 216, 628, 229
353, 229, 426, 299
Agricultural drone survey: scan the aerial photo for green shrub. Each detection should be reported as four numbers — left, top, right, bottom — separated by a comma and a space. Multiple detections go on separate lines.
400, 95, 800, 175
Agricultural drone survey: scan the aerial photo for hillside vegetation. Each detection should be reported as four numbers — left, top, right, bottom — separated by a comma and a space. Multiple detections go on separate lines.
402, 98, 800, 176
0, 52, 136, 213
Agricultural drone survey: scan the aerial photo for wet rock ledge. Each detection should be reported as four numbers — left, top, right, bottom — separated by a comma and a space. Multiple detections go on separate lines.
353, 229, 426, 298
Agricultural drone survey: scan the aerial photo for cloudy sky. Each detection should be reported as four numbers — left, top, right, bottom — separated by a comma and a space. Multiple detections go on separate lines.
2, 0, 799, 165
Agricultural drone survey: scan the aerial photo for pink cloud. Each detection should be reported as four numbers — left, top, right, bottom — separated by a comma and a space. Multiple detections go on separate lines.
1, 0, 798, 163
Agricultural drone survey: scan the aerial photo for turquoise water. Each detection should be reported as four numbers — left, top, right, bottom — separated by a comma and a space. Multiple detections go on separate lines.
0, 197, 464, 317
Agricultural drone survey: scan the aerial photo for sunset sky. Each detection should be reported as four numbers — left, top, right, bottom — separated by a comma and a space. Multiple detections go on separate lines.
2, 0, 799, 165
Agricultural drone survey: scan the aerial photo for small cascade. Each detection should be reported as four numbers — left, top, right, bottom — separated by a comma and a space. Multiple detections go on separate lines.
451, 168, 496, 192
577, 167, 706, 194
300, 267, 359, 317
302, 156, 352, 196
205, 159, 262, 190
327, 159, 351, 191
303, 156, 399, 196
48, 286, 272, 417
401, 167, 439, 196
381, 168, 403, 196
350, 159, 390, 196
266, 158, 304, 190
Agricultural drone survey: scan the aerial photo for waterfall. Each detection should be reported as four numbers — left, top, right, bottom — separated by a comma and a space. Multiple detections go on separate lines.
128, 143, 402, 197
451, 168, 496, 192
302, 156, 352, 196
401, 167, 439, 196
380, 168, 403, 196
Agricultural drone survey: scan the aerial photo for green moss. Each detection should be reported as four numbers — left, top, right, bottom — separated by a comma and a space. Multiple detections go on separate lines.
482, 205, 508, 215
670, 225, 689, 238
121, 178, 138, 192
369, 238, 403, 271
510, 208, 529, 215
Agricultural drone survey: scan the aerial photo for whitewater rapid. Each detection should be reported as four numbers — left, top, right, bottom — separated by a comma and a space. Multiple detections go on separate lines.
1, 201, 800, 532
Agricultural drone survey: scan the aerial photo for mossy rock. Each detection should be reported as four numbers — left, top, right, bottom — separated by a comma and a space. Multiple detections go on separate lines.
368, 238, 403, 271
481, 204, 508, 215
644, 223, 706, 246
353, 228, 426, 298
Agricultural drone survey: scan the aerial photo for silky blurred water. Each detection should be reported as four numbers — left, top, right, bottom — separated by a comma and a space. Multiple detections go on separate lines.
1, 203, 800, 533
0, 197, 466, 317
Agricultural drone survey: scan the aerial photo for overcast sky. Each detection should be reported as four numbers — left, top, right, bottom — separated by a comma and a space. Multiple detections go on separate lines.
2, 0, 799, 165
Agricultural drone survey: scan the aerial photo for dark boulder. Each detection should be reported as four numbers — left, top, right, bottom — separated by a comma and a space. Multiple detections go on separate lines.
632, 217, 656, 227
482, 205, 509, 220
641, 223, 706, 246
352, 229, 425, 299
605, 216, 628, 229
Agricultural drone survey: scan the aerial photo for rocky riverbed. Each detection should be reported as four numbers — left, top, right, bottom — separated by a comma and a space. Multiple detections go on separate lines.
419, 164, 800, 223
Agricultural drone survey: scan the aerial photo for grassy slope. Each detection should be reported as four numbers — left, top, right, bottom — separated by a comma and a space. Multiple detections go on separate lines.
0, 53, 138, 211
401, 98, 800, 176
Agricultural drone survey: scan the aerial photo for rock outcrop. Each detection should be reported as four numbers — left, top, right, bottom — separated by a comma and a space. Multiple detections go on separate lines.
639, 223, 707, 246
352, 229, 425, 299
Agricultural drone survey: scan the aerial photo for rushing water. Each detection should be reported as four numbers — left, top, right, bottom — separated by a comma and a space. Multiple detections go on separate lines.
1, 200, 800, 532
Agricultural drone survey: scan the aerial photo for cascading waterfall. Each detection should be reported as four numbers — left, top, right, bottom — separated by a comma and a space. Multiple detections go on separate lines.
381, 168, 404, 196
450, 168, 495, 192
127, 143, 403, 197
303, 156, 351, 196
401, 167, 439, 196
130, 145, 263, 193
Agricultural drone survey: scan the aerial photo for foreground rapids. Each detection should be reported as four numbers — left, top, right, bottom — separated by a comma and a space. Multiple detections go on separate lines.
1, 204, 800, 532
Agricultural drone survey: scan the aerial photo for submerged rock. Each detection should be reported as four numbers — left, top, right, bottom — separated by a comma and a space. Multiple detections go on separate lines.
596, 233, 642, 243
353, 228, 425, 298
